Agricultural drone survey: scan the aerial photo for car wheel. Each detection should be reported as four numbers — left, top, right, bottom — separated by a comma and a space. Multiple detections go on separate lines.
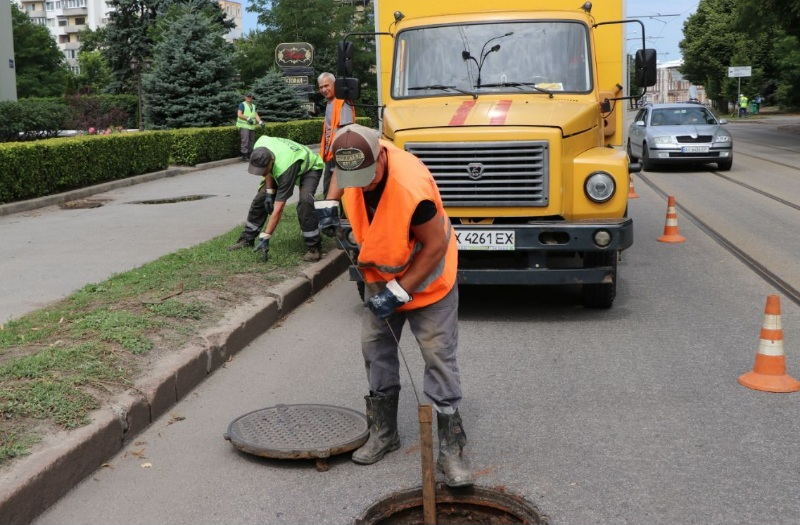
641, 144, 654, 171
717, 159, 733, 171
627, 140, 638, 162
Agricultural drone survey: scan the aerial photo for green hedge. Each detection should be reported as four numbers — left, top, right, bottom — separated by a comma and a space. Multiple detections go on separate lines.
0, 132, 171, 203
0, 116, 372, 204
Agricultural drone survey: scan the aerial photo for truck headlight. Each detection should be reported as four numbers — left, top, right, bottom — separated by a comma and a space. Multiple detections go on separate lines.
585, 172, 615, 203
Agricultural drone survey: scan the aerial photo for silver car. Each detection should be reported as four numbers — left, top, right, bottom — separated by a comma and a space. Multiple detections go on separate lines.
627, 103, 733, 171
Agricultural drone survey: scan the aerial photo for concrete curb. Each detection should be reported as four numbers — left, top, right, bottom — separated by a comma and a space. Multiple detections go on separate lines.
0, 249, 350, 524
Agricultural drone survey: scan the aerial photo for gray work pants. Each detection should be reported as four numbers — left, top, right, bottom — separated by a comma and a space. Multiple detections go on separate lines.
361, 284, 462, 409
240, 128, 255, 157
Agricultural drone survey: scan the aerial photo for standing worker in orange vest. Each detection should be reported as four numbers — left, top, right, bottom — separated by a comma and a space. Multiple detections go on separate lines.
236, 93, 264, 161
316, 124, 473, 488
317, 72, 355, 198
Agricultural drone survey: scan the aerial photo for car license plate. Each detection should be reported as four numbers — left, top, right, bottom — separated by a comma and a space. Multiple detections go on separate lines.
681, 145, 709, 153
455, 230, 515, 251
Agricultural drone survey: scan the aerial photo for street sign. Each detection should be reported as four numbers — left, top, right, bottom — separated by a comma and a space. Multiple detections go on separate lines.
728, 66, 752, 78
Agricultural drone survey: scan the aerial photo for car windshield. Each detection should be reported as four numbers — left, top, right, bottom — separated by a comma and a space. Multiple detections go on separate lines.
392, 21, 592, 98
650, 107, 717, 126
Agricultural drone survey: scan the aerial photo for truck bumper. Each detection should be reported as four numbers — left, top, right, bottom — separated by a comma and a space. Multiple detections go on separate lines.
342, 218, 633, 286
454, 218, 632, 285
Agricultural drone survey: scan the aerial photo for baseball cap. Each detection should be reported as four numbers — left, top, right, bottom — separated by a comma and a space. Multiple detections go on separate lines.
245, 93, 253, 97
331, 124, 381, 188
248, 147, 274, 175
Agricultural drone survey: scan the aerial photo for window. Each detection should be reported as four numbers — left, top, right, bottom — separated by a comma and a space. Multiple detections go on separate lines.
58, 18, 67, 26
58, 34, 69, 43
74, 17, 85, 24
45, 2, 54, 10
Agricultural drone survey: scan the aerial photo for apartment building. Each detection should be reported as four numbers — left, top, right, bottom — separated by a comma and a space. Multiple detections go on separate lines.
13, 0, 243, 73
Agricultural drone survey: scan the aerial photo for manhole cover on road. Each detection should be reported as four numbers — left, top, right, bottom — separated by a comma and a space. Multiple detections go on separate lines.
224, 404, 368, 471
130, 194, 215, 204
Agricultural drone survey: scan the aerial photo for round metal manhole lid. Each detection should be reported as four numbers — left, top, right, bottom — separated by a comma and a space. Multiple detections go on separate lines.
224, 404, 368, 461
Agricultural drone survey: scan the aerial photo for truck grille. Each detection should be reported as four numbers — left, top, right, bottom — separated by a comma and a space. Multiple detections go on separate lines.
405, 141, 549, 207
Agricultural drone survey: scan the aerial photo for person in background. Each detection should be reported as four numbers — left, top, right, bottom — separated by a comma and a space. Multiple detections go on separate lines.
316, 124, 473, 488
317, 72, 355, 198
236, 93, 264, 161
738, 94, 749, 118
240, 136, 325, 262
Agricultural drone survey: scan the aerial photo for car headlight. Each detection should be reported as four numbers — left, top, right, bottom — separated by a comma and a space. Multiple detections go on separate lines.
714, 134, 731, 143
585, 172, 616, 203
652, 136, 674, 144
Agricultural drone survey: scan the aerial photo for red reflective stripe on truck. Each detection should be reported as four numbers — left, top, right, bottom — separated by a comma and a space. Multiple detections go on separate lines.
489, 100, 512, 125
449, 100, 477, 126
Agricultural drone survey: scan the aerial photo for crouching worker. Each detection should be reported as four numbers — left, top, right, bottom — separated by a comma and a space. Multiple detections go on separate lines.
237, 136, 324, 262
318, 124, 473, 488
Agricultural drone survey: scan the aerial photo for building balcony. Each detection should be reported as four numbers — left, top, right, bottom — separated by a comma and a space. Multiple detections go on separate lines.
64, 23, 86, 33
60, 41, 81, 50
27, 9, 46, 17
63, 6, 87, 15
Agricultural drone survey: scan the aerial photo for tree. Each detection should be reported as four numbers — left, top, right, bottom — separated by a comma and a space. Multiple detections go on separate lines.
234, 31, 277, 89
142, 11, 240, 129
102, 0, 237, 94
679, 0, 743, 108
76, 51, 113, 94
246, 0, 378, 122
250, 70, 308, 122
10, 3, 68, 98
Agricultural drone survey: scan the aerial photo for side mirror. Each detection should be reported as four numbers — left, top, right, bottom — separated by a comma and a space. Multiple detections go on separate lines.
337, 40, 354, 77
634, 49, 657, 87
335, 78, 360, 100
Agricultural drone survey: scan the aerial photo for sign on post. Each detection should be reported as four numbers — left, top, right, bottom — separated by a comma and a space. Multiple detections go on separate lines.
728, 66, 752, 78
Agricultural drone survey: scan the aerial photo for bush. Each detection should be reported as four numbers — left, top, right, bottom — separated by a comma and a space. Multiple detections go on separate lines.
0, 99, 69, 142
0, 132, 172, 203
64, 95, 137, 132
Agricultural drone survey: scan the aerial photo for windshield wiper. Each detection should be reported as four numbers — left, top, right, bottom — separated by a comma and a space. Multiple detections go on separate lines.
478, 82, 554, 98
408, 84, 477, 100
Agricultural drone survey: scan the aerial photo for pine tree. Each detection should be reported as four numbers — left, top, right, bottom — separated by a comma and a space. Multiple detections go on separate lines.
250, 70, 309, 122
142, 12, 240, 129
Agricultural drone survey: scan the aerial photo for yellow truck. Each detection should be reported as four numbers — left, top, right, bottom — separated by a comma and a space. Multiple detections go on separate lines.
336, 0, 656, 308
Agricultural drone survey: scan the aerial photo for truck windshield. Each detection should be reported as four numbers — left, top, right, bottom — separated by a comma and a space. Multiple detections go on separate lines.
392, 21, 592, 99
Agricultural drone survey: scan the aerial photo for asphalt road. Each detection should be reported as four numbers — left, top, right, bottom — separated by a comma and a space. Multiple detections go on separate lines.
30, 117, 800, 524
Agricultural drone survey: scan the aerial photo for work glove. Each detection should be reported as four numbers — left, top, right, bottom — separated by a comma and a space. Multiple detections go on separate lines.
253, 233, 270, 262
314, 200, 340, 237
264, 190, 276, 215
259, 121, 266, 127
247, 117, 255, 125
367, 279, 412, 320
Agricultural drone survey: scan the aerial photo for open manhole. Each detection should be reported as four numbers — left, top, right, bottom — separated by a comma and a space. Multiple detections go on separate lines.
59, 198, 111, 209
130, 194, 215, 204
224, 404, 368, 471
355, 485, 549, 525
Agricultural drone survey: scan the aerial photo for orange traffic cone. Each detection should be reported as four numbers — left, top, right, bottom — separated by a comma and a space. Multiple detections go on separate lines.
738, 295, 800, 393
628, 175, 640, 199
657, 196, 685, 243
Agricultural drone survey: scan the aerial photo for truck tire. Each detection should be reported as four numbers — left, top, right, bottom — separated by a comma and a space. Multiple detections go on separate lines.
582, 251, 617, 309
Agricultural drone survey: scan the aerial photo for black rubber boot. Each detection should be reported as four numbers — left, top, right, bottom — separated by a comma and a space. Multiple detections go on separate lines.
352, 393, 400, 465
437, 410, 474, 488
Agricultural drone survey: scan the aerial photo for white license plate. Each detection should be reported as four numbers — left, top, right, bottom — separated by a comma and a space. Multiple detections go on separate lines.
681, 145, 709, 153
456, 230, 515, 251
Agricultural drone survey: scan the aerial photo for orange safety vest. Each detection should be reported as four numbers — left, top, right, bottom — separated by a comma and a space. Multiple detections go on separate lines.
320, 98, 355, 161
343, 141, 457, 311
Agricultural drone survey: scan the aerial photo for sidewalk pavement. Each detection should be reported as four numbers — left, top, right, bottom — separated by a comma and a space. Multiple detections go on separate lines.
0, 156, 350, 524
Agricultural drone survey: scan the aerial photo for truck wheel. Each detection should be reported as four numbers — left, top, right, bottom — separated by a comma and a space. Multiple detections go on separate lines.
582, 251, 617, 309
